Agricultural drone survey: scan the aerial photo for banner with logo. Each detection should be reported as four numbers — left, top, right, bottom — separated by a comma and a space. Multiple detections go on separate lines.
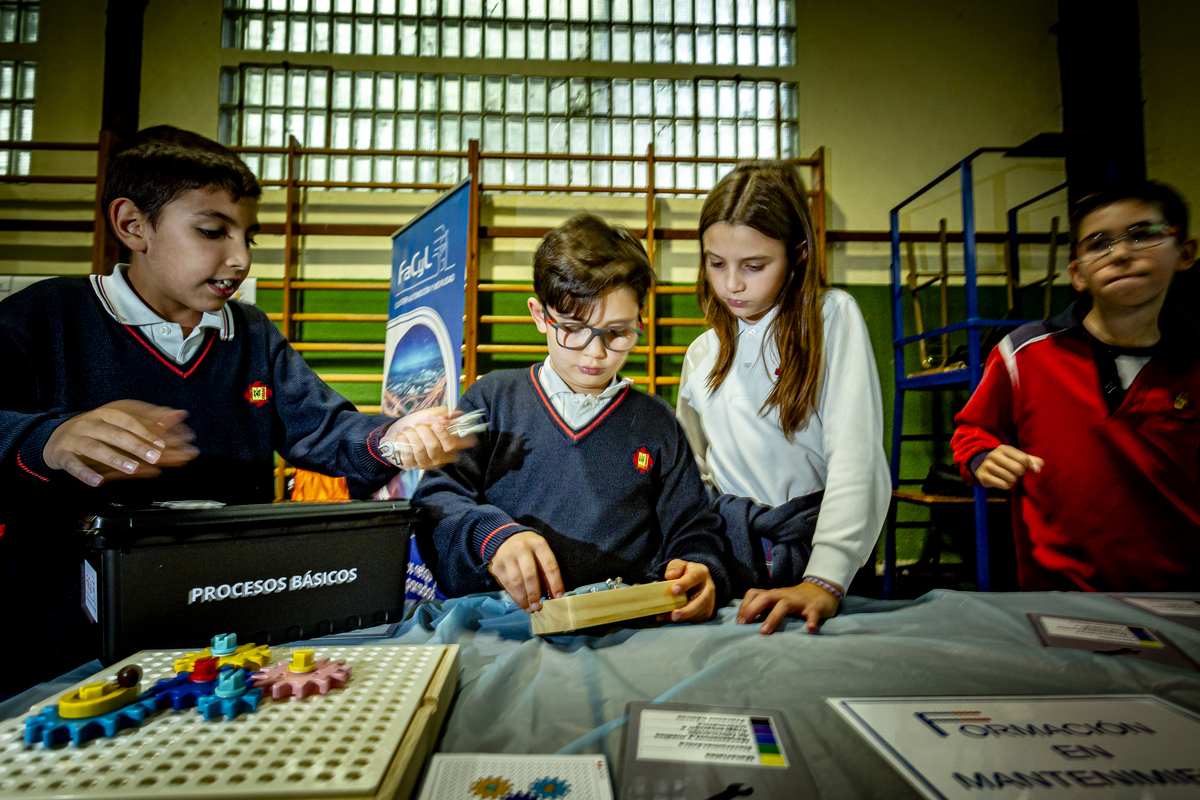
377, 177, 471, 603
828, 695, 1200, 799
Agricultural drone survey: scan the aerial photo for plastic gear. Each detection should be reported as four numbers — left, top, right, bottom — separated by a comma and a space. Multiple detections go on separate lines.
195, 669, 264, 720
528, 778, 571, 799
196, 688, 263, 720
249, 657, 351, 700
469, 776, 513, 798
24, 698, 159, 747
174, 643, 271, 674
147, 672, 216, 710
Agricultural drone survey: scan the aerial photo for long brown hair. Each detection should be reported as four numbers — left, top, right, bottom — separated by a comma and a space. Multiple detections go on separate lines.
696, 161, 826, 438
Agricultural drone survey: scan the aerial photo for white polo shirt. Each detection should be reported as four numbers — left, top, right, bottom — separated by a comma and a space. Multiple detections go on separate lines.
676, 289, 891, 591
90, 264, 234, 364
537, 356, 631, 429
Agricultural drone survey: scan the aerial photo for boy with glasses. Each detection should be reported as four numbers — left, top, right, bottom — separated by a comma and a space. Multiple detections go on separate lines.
413, 213, 734, 621
952, 181, 1199, 591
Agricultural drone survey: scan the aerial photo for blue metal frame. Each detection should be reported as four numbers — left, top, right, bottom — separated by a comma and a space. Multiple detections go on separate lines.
884, 148, 1045, 598
1006, 182, 1069, 312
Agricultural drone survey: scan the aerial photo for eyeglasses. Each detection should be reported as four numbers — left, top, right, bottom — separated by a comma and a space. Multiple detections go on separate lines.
1076, 223, 1177, 263
543, 313, 644, 352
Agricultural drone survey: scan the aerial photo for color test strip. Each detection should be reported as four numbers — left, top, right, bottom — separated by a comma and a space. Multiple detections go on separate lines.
1131, 627, 1163, 648
750, 716, 787, 767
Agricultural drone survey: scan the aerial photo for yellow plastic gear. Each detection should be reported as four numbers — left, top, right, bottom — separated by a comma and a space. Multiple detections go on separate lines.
469, 776, 513, 798
174, 643, 271, 674
57, 680, 142, 719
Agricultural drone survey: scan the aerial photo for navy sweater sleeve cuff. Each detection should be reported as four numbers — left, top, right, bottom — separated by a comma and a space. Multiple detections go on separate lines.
15, 418, 68, 484
468, 510, 534, 566
362, 422, 398, 471
965, 449, 992, 482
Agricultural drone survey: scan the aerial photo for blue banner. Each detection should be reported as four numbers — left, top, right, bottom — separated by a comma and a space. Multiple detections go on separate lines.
376, 178, 471, 602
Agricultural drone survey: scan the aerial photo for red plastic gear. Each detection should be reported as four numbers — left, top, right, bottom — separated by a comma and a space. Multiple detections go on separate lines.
250, 657, 351, 700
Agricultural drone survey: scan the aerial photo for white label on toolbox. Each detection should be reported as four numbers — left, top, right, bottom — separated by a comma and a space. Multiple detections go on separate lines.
187, 568, 359, 604
82, 560, 98, 623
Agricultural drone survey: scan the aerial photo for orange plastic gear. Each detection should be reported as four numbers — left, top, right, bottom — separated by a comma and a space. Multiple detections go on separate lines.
469, 776, 513, 798
250, 657, 351, 700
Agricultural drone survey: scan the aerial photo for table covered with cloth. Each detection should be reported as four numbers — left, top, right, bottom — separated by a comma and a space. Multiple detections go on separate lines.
4, 590, 1200, 799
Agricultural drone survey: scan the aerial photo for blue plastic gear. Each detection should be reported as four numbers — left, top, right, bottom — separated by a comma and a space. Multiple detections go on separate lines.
196, 687, 263, 720
147, 672, 216, 710
528, 778, 571, 799
24, 698, 159, 747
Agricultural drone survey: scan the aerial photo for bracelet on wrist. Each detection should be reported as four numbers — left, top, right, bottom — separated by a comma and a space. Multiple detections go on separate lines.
801, 576, 843, 601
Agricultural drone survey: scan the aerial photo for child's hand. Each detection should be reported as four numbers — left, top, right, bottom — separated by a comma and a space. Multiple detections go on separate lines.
488, 531, 565, 612
974, 445, 1043, 490
738, 580, 841, 634
383, 406, 477, 470
43, 400, 197, 487
660, 559, 716, 623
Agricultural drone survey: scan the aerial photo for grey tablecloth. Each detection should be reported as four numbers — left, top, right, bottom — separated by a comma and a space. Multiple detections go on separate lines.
6, 591, 1200, 798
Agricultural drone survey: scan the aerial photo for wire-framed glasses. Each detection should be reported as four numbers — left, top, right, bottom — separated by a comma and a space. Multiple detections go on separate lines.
1077, 223, 1177, 263
543, 313, 644, 352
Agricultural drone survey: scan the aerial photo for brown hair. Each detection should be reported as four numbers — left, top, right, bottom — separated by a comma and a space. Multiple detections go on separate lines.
104, 125, 261, 230
697, 161, 825, 438
534, 212, 656, 319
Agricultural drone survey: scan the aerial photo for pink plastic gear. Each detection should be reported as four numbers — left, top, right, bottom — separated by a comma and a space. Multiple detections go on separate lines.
249, 657, 351, 700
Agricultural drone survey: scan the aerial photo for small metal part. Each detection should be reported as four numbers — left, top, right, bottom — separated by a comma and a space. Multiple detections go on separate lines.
380, 411, 487, 465
445, 410, 487, 437
605, 577, 623, 590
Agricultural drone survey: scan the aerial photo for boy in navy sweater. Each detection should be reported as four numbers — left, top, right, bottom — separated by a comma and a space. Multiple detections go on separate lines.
0, 126, 470, 503
413, 214, 733, 621
0, 126, 471, 685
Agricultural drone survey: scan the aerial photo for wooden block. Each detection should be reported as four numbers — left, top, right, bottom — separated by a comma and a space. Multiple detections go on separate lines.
377, 645, 460, 800
529, 581, 687, 635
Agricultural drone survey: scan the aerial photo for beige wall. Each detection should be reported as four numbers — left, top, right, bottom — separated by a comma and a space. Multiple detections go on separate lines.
1140, 0, 1200, 212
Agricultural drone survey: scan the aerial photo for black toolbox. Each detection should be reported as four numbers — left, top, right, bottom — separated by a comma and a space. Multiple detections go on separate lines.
80, 500, 414, 664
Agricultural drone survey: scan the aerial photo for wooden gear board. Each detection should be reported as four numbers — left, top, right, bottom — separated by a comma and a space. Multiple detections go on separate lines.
0, 644, 460, 800
529, 581, 686, 635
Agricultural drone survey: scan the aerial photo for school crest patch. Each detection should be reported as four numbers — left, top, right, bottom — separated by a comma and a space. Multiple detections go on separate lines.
634, 447, 654, 473
245, 381, 273, 406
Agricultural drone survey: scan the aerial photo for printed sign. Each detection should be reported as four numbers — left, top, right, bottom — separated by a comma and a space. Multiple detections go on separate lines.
377, 178, 471, 603
829, 695, 1200, 799
1039, 617, 1158, 648
1028, 614, 1197, 670
1115, 596, 1200, 632
636, 709, 789, 767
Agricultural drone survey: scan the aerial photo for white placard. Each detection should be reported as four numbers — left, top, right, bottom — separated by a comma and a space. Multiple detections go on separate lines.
81, 559, 98, 624
1040, 617, 1144, 647
829, 695, 1200, 799
635, 709, 789, 767
1122, 598, 1200, 618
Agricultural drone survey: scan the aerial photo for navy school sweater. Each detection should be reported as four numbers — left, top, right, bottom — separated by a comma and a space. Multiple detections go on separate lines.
0, 277, 399, 510
0, 277, 405, 687
412, 364, 737, 605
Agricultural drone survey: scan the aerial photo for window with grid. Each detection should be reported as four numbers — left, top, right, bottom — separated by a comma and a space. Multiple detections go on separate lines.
222, 0, 794, 67
0, 1, 38, 43
219, 65, 799, 191
0, 61, 34, 175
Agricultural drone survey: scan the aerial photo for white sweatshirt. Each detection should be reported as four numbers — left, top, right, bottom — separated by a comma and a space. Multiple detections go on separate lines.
676, 288, 891, 591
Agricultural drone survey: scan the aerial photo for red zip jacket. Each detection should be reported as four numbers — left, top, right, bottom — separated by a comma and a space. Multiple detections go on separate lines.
952, 303, 1200, 591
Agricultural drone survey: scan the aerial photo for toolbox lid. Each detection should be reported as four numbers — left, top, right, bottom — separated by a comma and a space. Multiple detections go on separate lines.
81, 499, 415, 548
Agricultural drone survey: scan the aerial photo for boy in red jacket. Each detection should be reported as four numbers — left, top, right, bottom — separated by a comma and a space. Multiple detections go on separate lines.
952, 181, 1199, 591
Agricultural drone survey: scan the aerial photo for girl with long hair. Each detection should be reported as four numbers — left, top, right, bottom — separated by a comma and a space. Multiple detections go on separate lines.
677, 161, 890, 634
